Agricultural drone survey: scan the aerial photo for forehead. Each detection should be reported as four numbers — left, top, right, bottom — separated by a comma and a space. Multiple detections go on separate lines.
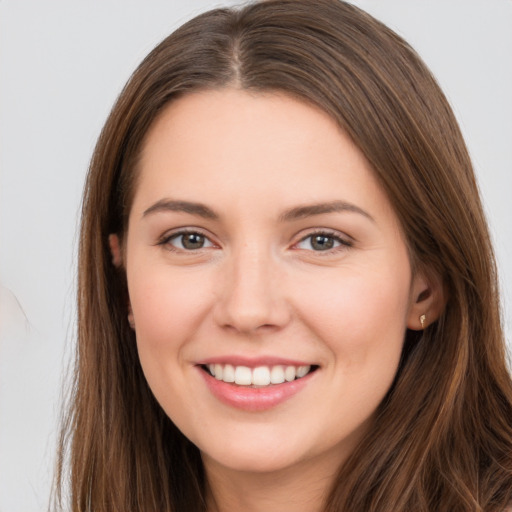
140, 88, 350, 163
131, 88, 394, 224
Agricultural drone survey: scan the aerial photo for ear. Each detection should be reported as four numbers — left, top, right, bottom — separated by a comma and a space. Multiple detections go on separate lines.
406, 269, 446, 330
108, 234, 123, 268
108, 233, 136, 329
127, 305, 135, 330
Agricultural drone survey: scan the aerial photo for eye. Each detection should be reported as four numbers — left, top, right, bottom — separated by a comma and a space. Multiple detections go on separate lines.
295, 232, 351, 251
164, 231, 215, 251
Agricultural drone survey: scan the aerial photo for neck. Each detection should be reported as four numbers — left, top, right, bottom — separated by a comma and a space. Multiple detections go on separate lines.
203, 452, 342, 512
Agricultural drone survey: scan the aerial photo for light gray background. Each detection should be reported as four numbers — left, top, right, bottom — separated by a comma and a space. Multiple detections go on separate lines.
1, 1, 511, 511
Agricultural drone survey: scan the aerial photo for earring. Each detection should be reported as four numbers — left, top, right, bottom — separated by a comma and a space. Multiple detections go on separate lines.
420, 314, 426, 329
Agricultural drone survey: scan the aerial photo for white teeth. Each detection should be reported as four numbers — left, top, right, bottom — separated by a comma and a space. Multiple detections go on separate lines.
207, 363, 312, 386
214, 363, 223, 381
223, 364, 235, 383
296, 365, 309, 378
270, 365, 285, 384
252, 366, 271, 386
285, 366, 296, 382
234, 366, 252, 385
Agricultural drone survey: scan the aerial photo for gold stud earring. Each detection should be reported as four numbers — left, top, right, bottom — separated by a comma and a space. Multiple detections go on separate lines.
420, 314, 426, 329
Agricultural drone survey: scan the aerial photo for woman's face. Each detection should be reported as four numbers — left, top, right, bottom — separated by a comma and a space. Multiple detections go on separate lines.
123, 89, 425, 479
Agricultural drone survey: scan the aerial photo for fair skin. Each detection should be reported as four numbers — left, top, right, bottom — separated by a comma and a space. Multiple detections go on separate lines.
111, 89, 440, 512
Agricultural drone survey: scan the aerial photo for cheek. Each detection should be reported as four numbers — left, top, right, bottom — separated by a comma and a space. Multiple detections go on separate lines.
127, 264, 214, 364
126, 264, 217, 423
293, 264, 411, 369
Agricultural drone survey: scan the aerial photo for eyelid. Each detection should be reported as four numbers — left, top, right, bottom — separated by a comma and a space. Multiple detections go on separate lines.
156, 227, 218, 250
155, 226, 353, 252
292, 228, 354, 251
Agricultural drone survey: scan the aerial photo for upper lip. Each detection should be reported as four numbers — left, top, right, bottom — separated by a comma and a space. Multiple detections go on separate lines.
196, 356, 317, 368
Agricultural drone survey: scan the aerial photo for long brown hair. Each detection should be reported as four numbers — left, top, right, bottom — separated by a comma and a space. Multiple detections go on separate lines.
54, 1, 512, 510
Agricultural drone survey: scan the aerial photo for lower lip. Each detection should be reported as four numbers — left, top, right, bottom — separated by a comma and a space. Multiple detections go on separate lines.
198, 367, 315, 412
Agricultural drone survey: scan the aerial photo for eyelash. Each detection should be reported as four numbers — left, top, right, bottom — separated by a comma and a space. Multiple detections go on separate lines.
157, 229, 215, 252
294, 230, 353, 253
157, 229, 353, 253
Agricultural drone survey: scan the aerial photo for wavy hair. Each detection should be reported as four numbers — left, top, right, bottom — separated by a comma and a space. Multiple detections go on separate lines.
54, 1, 512, 510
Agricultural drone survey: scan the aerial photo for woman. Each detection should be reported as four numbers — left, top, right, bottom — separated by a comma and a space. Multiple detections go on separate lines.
54, 0, 512, 510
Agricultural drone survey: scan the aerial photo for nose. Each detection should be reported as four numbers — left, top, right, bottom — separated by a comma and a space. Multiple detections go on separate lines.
213, 245, 291, 334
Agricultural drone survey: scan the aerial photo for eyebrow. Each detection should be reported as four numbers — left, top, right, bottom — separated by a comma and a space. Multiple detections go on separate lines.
142, 199, 218, 219
142, 198, 374, 223
279, 200, 374, 223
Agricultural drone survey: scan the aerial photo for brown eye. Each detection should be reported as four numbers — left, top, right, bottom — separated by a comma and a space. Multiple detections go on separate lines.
296, 232, 351, 252
167, 232, 213, 250
310, 235, 335, 251
182, 233, 205, 249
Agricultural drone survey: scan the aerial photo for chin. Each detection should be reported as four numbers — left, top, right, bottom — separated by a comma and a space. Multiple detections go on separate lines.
201, 444, 307, 475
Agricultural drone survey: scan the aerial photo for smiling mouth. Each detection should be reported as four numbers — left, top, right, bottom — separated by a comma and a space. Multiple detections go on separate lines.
201, 363, 319, 387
